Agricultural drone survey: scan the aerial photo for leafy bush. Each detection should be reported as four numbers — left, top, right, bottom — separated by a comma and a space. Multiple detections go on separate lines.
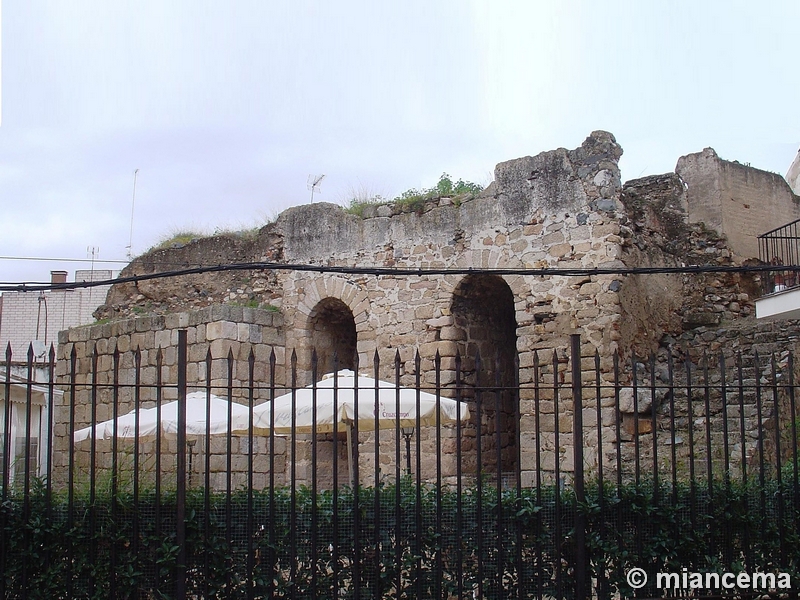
393, 173, 483, 213
1, 476, 798, 598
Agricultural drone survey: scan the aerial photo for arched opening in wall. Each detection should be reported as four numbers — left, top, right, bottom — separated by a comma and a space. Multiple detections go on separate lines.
308, 297, 358, 377
304, 297, 358, 489
451, 274, 518, 478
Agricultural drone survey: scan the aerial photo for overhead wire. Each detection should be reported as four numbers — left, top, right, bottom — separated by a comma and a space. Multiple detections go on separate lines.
0, 260, 793, 293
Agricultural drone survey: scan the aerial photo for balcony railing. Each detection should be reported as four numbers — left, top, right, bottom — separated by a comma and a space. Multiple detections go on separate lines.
758, 217, 800, 295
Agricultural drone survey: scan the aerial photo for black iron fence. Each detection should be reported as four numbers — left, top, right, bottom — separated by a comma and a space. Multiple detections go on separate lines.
759, 217, 800, 295
1, 333, 799, 598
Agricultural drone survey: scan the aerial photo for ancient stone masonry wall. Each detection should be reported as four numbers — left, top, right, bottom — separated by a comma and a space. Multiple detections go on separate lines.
53, 306, 287, 489
79, 131, 630, 486
61, 132, 800, 489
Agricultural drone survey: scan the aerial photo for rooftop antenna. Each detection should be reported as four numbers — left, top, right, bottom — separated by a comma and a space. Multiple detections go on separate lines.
307, 174, 325, 204
126, 168, 140, 259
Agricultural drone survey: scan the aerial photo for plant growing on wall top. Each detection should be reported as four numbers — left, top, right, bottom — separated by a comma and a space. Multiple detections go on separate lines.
394, 173, 484, 211
345, 173, 485, 217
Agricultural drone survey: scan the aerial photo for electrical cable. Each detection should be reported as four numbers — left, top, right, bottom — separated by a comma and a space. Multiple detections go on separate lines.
0, 260, 793, 293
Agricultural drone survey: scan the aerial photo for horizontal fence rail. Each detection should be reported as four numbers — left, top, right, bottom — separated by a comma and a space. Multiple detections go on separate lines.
1, 333, 799, 599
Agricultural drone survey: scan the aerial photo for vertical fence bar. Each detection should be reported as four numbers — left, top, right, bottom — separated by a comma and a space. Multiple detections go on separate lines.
310, 350, 319, 597
494, 353, 503, 600
736, 352, 751, 572
203, 349, 212, 600
514, 351, 523, 600
434, 351, 443, 600
720, 353, 730, 480
771, 355, 786, 567
110, 350, 120, 599
175, 330, 188, 600
372, 350, 380, 599
20, 346, 33, 599
414, 351, 422, 600
332, 359, 340, 596
89, 349, 98, 581
225, 347, 234, 589
247, 348, 256, 600
46, 345, 55, 514
552, 350, 562, 600
289, 351, 298, 600
133, 347, 142, 594
475, 350, 484, 600
594, 350, 607, 599
685, 356, 697, 537
631, 354, 640, 489
394, 350, 402, 598
789, 352, 800, 558
648, 354, 658, 504
702, 352, 714, 571
571, 334, 587, 600
455, 351, 464, 600
67, 346, 77, 600
754, 352, 767, 546
2, 345, 11, 502
720, 352, 732, 567
23, 346, 34, 516
613, 352, 623, 592
154, 348, 163, 596
268, 349, 277, 599
533, 351, 542, 600
0, 343, 12, 599
352, 349, 362, 600
668, 354, 678, 525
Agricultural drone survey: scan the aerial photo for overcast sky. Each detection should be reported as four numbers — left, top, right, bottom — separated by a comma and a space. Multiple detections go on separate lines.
1, 0, 798, 285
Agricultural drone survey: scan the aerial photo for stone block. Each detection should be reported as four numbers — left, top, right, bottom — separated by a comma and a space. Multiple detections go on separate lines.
206, 321, 238, 341
549, 243, 572, 258
165, 312, 190, 329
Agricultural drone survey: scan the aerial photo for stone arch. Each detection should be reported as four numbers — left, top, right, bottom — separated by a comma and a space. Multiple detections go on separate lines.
450, 273, 519, 476
307, 297, 358, 375
290, 276, 371, 379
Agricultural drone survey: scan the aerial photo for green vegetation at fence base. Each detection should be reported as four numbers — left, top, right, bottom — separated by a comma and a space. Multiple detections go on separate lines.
2, 476, 799, 599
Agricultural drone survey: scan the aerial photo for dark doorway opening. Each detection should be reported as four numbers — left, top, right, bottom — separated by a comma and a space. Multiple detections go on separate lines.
451, 274, 518, 475
308, 297, 358, 376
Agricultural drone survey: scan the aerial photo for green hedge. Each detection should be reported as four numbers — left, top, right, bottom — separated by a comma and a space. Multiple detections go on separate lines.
1, 475, 799, 599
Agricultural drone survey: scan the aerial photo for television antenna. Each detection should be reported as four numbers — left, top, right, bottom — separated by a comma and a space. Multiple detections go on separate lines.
307, 174, 325, 204
126, 168, 140, 259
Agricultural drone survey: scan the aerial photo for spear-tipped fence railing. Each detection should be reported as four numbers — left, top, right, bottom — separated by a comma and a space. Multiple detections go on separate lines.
0, 333, 798, 598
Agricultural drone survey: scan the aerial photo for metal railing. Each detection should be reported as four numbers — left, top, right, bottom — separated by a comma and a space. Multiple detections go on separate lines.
758, 217, 800, 295
1, 333, 799, 598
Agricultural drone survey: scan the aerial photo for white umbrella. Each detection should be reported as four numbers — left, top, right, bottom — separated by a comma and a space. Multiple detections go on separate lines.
74, 391, 251, 442
230, 370, 470, 483
233, 370, 470, 435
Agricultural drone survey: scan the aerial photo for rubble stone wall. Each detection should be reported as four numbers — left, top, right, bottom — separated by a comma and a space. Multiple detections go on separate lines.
53, 132, 800, 488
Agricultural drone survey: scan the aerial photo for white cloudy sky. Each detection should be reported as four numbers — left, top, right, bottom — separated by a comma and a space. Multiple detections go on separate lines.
1, 0, 798, 285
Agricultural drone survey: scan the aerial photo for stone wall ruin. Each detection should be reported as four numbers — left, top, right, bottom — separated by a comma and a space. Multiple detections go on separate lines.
54, 131, 800, 488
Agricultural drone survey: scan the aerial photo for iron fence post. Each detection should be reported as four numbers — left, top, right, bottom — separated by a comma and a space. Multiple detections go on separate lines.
176, 329, 187, 600
571, 333, 588, 600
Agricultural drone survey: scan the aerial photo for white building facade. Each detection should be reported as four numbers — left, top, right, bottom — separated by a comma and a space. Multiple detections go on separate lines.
0, 269, 114, 360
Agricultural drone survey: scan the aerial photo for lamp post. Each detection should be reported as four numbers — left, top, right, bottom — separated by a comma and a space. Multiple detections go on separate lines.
401, 426, 414, 475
